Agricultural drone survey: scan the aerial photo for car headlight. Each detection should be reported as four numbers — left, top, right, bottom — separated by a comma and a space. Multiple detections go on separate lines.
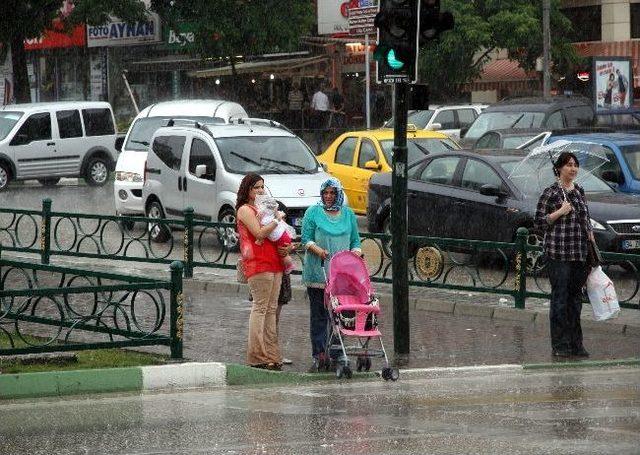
590, 218, 606, 231
115, 171, 143, 183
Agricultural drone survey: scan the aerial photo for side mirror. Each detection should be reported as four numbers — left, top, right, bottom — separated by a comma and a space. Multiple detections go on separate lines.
115, 136, 125, 152
364, 160, 381, 171
11, 133, 30, 146
479, 184, 506, 198
601, 170, 624, 185
428, 122, 442, 131
460, 127, 469, 138
195, 164, 207, 178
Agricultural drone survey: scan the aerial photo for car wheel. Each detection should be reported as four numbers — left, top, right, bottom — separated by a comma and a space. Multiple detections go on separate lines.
0, 163, 10, 191
85, 157, 109, 186
218, 207, 240, 251
524, 231, 545, 274
146, 201, 171, 243
38, 178, 60, 187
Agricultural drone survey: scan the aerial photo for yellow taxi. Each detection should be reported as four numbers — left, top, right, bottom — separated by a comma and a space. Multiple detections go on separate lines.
317, 128, 459, 214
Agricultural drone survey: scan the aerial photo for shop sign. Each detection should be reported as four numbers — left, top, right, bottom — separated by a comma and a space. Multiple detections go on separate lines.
164, 23, 196, 49
87, 13, 161, 47
348, 6, 377, 35
24, 23, 86, 50
592, 57, 633, 112
90, 50, 109, 101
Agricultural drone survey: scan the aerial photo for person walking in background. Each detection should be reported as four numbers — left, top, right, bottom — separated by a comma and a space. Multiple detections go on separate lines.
534, 152, 593, 359
288, 82, 304, 129
616, 68, 629, 108
300, 177, 361, 372
311, 81, 330, 154
330, 86, 346, 129
236, 173, 293, 370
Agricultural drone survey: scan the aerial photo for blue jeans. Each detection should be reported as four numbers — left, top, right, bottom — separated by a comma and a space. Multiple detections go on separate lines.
307, 287, 329, 358
547, 259, 588, 353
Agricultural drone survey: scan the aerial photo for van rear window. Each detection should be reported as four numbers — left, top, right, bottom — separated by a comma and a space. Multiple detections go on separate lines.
82, 108, 115, 136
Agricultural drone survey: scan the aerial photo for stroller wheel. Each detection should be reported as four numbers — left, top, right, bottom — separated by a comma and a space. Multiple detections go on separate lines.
336, 364, 353, 379
382, 367, 400, 381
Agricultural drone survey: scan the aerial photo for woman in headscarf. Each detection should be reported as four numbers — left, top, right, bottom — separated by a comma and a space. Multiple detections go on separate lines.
300, 177, 361, 372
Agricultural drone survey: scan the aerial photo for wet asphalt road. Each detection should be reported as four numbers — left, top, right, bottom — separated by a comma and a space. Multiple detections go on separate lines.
1, 366, 639, 454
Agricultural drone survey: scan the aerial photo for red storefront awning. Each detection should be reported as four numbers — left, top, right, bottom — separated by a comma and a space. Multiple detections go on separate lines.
468, 59, 540, 93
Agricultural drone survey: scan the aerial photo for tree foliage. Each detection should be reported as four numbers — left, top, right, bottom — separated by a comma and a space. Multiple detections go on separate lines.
419, 0, 581, 100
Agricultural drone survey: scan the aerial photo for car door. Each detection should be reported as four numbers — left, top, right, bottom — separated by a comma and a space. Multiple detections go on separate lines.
54, 109, 85, 175
9, 111, 56, 179
351, 138, 381, 214
431, 109, 457, 137
458, 158, 518, 242
183, 134, 218, 221
326, 135, 358, 204
150, 134, 187, 218
409, 155, 463, 238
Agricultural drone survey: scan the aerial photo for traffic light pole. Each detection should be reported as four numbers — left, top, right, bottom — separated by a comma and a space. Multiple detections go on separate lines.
391, 82, 410, 357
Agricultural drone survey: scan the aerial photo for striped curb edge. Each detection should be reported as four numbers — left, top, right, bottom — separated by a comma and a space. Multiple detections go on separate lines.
2, 359, 638, 400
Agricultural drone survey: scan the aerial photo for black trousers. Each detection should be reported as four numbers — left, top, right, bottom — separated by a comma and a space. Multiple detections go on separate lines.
547, 259, 589, 353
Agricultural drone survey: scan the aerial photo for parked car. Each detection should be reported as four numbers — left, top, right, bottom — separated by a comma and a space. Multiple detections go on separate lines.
546, 132, 640, 194
0, 101, 120, 190
384, 104, 487, 139
142, 119, 331, 246
460, 97, 595, 148
317, 127, 459, 214
114, 99, 247, 218
367, 150, 640, 264
472, 128, 549, 150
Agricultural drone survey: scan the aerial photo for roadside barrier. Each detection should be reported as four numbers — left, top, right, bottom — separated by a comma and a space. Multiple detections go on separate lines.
1, 200, 638, 311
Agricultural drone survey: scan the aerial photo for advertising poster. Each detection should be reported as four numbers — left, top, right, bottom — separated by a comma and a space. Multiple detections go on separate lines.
593, 57, 633, 112
90, 50, 108, 101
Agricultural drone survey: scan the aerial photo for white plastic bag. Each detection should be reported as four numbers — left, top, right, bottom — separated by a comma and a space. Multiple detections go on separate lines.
586, 266, 620, 321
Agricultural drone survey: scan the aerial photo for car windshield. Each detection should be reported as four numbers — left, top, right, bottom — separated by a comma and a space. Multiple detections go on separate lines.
125, 116, 223, 151
380, 137, 459, 166
0, 111, 23, 141
384, 110, 435, 129
500, 160, 614, 195
465, 112, 546, 140
215, 135, 319, 174
503, 135, 538, 148
620, 144, 640, 179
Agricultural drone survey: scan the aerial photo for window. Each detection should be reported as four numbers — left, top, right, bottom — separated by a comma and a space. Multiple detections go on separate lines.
56, 110, 83, 138
565, 106, 594, 127
433, 110, 455, 130
633, 4, 640, 38
82, 108, 115, 136
152, 135, 185, 170
358, 140, 378, 168
461, 159, 503, 192
417, 157, 460, 185
335, 137, 357, 165
545, 111, 564, 129
10, 112, 51, 145
189, 138, 216, 180
562, 6, 601, 42
457, 109, 477, 128
475, 132, 499, 149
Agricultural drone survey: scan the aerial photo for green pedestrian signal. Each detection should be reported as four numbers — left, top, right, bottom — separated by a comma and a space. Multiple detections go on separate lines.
387, 49, 404, 70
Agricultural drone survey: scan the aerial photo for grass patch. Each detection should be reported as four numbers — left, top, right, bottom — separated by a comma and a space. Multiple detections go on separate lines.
0, 332, 168, 374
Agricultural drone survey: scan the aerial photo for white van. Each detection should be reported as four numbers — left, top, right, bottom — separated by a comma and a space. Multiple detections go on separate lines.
0, 101, 119, 190
142, 119, 332, 246
114, 99, 247, 217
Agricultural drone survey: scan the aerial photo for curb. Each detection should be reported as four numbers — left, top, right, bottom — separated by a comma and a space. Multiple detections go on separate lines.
2, 359, 638, 401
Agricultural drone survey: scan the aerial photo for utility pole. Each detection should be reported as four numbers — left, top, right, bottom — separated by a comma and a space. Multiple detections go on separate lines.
543, 0, 551, 98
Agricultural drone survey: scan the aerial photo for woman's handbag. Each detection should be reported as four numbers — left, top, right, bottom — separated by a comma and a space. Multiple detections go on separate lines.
236, 258, 248, 284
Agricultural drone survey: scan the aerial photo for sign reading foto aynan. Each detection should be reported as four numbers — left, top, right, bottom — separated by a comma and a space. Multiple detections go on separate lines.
87, 14, 161, 47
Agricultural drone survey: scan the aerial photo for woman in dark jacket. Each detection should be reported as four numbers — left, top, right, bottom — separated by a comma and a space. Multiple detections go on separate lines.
534, 152, 594, 358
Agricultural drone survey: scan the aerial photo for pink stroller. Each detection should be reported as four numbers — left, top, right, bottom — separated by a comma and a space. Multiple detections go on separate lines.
323, 251, 398, 380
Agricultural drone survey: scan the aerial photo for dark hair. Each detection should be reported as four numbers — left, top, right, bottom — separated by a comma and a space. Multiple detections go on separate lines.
236, 173, 264, 211
553, 152, 579, 177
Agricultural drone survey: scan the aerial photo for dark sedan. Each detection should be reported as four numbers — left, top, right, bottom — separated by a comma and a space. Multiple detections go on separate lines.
367, 151, 640, 261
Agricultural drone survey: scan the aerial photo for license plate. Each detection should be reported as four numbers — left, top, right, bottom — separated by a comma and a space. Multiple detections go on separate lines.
622, 239, 640, 250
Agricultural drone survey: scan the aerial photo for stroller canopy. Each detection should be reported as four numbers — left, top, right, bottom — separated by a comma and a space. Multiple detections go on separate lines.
327, 251, 372, 303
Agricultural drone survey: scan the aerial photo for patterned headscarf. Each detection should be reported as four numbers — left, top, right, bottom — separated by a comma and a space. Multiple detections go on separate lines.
318, 177, 344, 212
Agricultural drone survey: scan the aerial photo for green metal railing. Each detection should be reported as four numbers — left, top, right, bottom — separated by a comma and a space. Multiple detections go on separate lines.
1, 199, 639, 310
0, 245, 184, 358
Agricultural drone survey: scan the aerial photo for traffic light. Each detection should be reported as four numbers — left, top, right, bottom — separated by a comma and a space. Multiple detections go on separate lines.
419, 0, 454, 44
374, 0, 420, 84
